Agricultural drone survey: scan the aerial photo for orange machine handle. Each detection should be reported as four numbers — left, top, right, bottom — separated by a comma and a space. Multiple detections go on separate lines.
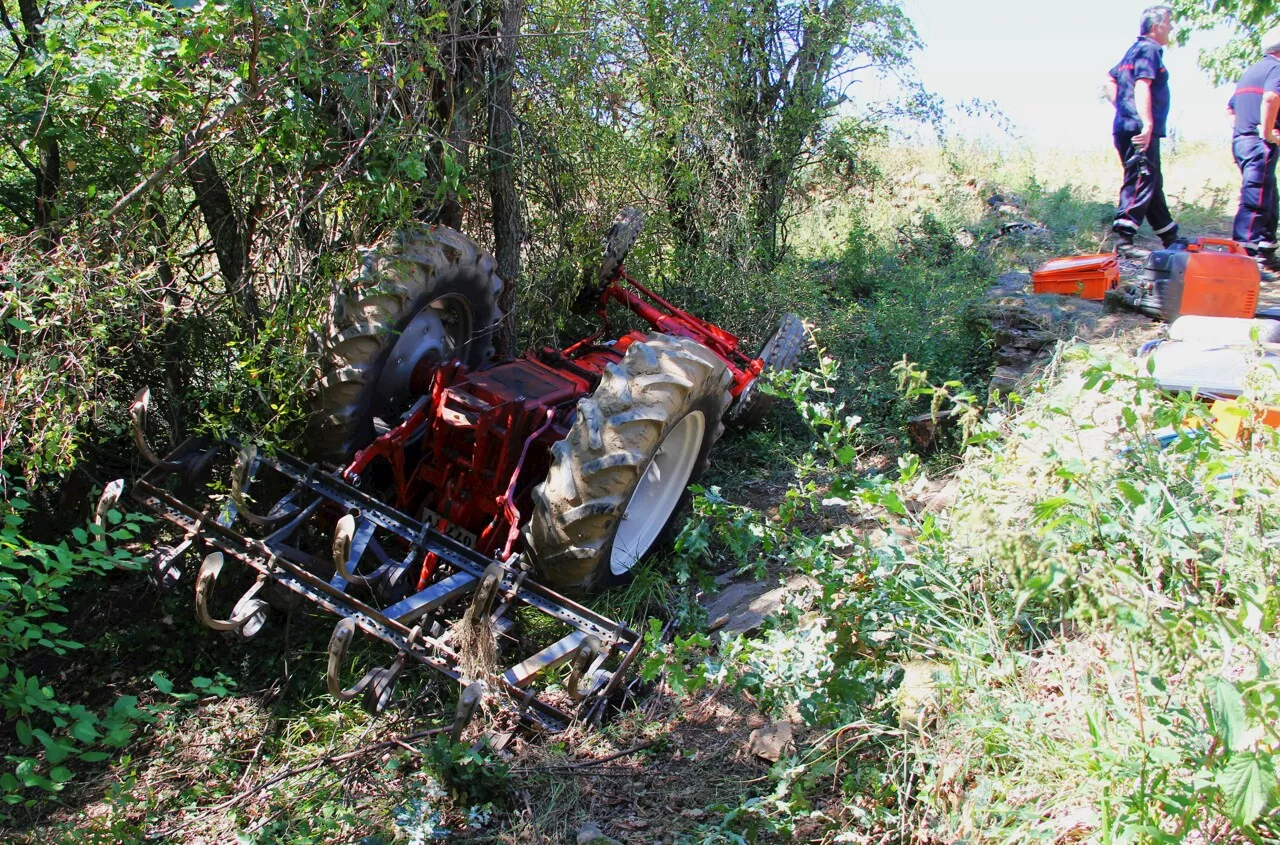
1188, 237, 1248, 255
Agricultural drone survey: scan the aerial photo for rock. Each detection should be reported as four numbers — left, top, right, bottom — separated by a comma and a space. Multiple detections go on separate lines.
989, 365, 1026, 394
895, 660, 943, 733
705, 575, 817, 640
713, 570, 737, 587
703, 580, 775, 628
989, 272, 1030, 297
577, 822, 623, 845
917, 477, 959, 515
747, 720, 794, 762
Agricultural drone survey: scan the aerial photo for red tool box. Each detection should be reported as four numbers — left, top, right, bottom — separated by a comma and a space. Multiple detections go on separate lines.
1032, 253, 1120, 300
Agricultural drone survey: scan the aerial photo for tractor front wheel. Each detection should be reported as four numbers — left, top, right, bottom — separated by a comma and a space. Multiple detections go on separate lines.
526, 334, 732, 592
726, 312, 805, 427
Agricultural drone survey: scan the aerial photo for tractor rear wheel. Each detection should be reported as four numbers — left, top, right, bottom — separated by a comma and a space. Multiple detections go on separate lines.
310, 226, 504, 465
726, 312, 804, 427
526, 334, 732, 592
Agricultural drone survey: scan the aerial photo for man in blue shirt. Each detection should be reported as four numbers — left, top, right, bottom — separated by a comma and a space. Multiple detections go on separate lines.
1227, 26, 1280, 270
1106, 6, 1177, 253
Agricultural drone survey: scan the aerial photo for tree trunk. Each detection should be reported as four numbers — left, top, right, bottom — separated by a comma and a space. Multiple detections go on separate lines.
422, 0, 493, 228
17, 0, 58, 242
187, 150, 260, 334
487, 0, 524, 356
146, 194, 187, 438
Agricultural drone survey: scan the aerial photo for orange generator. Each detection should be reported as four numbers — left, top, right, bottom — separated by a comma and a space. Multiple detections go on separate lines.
1137, 237, 1260, 321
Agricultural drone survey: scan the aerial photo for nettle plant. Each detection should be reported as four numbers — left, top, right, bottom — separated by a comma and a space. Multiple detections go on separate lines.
0, 488, 153, 802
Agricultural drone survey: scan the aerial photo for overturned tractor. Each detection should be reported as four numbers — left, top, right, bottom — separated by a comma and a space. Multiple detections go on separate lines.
131, 210, 803, 734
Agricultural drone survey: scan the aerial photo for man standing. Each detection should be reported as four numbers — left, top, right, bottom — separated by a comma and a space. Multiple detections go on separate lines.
1107, 6, 1178, 253
1227, 27, 1280, 270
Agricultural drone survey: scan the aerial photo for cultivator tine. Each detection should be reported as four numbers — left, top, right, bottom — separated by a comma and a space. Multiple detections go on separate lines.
326, 617, 419, 714
566, 635, 603, 702
326, 617, 363, 701
194, 553, 270, 638
333, 513, 378, 588
451, 681, 486, 742
149, 538, 192, 591
470, 562, 504, 620
129, 387, 182, 470
94, 479, 125, 529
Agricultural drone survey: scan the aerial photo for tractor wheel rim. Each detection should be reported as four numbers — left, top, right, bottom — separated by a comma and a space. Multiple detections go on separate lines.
609, 410, 706, 576
376, 294, 473, 413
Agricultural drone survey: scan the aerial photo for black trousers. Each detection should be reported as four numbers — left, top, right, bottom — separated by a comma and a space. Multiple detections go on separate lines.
1232, 133, 1279, 250
1113, 132, 1176, 239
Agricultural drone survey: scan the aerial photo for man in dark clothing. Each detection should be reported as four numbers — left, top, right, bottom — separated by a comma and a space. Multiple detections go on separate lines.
1227, 26, 1280, 270
1106, 6, 1178, 252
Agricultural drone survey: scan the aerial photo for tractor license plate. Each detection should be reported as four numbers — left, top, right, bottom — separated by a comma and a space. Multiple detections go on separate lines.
421, 507, 478, 548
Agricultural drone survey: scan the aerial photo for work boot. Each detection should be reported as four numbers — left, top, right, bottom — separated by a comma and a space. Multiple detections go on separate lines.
1112, 226, 1141, 257
1260, 248, 1280, 273
1159, 226, 1180, 249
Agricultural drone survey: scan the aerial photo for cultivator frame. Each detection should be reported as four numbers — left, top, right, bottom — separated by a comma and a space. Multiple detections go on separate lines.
131, 411, 642, 734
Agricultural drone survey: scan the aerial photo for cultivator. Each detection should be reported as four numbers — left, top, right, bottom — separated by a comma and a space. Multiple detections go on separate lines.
131, 413, 642, 732
128, 210, 803, 735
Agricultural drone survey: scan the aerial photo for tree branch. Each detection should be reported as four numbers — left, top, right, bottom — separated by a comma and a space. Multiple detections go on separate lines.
106, 78, 273, 220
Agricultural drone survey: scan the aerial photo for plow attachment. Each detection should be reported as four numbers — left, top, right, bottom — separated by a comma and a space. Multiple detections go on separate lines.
130, 393, 642, 735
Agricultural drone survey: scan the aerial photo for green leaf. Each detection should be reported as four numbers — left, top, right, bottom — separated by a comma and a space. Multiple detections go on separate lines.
1217, 752, 1276, 828
70, 720, 99, 743
1116, 480, 1145, 506
1208, 678, 1251, 752
6, 318, 32, 332
15, 720, 31, 746
78, 751, 109, 763
49, 766, 73, 784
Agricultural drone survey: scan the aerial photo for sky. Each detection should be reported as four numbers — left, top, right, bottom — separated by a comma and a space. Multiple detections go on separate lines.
884, 0, 1238, 151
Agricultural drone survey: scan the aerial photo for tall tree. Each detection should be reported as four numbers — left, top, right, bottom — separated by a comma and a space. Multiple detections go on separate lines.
1170, 1, 1279, 84
487, 0, 525, 355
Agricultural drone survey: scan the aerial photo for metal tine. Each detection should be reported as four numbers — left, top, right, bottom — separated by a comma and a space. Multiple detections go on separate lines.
228, 446, 299, 528
94, 479, 125, 530
129, 387, 183, 471
451, 681, 486, 742
565, 635, 604, 702
194, 553, 269, 638
332, 513, 378, 588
